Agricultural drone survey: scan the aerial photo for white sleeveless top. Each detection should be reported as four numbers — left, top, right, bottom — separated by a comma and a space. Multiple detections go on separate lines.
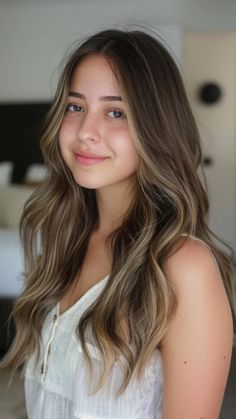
24, 275, 163, 419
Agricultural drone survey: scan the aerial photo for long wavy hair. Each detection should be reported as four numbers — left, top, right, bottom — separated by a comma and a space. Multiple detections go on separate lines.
2, 29, 236, 393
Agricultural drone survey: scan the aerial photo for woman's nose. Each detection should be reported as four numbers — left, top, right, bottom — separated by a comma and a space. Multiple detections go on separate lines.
77, 111, 101, 144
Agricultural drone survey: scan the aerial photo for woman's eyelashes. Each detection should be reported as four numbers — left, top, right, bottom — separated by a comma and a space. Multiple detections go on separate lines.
65, 103, 126, 119
66, 103, 84, 113
107, 109, 126, 119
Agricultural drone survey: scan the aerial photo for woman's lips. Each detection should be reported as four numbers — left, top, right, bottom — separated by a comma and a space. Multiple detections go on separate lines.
74, 153, 108, 166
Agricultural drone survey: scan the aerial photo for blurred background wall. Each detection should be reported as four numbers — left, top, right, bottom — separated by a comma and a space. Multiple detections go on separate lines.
0, 0, 185, 101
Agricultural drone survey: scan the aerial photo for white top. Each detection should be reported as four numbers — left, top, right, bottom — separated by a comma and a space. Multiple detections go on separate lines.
24, 275, 163, 419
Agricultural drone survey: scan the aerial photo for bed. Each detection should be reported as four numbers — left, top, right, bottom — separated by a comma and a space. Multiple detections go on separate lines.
0, 183, 35, 356
0, 184, 35, 297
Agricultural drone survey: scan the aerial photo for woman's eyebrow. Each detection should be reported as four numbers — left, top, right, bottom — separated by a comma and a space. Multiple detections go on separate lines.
68, 90, 123, 101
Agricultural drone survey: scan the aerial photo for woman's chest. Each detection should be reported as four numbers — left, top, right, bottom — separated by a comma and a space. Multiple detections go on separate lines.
60, 235, 112, 314
25, 309, 163, 417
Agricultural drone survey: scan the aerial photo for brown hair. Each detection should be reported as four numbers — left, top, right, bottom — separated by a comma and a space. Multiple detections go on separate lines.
2, 29, 235, 394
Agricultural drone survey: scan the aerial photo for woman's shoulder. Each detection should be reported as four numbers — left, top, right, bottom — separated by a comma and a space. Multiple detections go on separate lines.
162, 233, 233, 349
160, 234, 233, 417
162, 233, 233, 346
163, 234, 220, 291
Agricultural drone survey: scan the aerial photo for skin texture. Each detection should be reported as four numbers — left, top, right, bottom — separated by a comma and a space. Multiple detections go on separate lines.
59, 55, 139, 232
161, 237, 233, 418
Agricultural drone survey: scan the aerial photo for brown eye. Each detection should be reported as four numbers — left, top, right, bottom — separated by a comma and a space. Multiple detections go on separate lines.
66, 104, 84, 113
107, 110, 125, 119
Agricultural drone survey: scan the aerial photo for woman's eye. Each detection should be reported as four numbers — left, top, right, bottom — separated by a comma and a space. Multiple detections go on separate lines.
107, 110, 125, 119
66, 104, 84, 113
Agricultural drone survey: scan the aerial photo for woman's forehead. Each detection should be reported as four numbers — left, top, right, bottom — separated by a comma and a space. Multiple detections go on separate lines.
69, 55, 123, 98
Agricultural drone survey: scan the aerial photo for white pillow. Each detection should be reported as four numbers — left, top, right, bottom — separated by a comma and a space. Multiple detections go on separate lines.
0, 161, 13, 185
0, 184, 34, 229
24, 164, 46, 184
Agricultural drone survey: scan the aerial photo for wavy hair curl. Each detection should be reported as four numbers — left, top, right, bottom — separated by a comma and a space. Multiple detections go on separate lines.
2, 29, 235, 393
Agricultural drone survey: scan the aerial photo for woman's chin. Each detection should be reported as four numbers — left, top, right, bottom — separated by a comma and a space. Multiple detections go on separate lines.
73, 175, 103, 190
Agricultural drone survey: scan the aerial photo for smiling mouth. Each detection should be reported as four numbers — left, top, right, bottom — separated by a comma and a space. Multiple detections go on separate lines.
74, 153, 108, 165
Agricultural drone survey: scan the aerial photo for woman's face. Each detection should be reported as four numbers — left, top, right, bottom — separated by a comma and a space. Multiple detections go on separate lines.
59, 55, 139, 190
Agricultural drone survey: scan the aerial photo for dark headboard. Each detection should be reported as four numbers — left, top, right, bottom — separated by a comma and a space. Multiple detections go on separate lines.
0, 102, 51, 183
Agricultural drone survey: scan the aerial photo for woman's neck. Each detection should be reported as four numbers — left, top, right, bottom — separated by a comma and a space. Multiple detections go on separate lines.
95, 178, 136, 235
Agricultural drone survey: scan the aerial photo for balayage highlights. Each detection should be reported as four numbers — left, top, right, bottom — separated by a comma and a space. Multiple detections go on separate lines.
2, 29, 235, 393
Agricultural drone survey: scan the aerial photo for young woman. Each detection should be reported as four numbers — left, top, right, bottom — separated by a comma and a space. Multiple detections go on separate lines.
2, 29, 235, 419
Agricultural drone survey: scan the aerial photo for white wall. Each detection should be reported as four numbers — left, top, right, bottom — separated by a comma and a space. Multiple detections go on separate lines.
184, 32, 236, 250
183, 0, 236, 31
0, 0, 184, 102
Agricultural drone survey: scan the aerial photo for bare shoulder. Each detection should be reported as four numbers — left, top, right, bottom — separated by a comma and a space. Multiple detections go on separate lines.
163, 236, 225, 296
162, 236, 233, 343
160, 236, 234, 419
